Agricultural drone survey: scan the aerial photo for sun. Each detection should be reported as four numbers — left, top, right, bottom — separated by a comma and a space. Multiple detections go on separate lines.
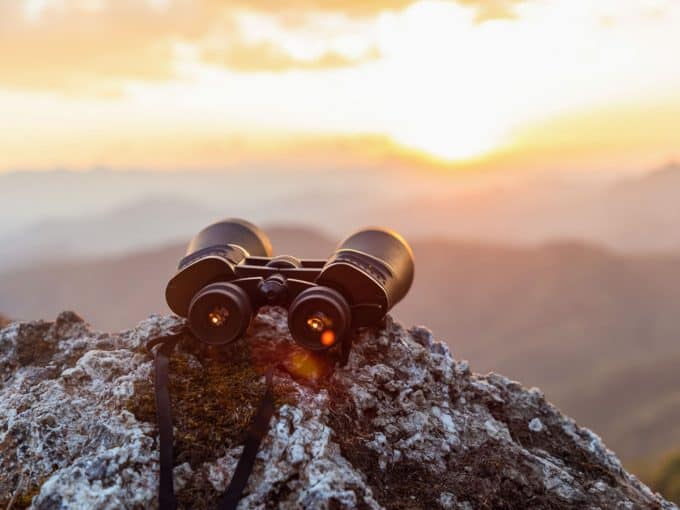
390, 127, 503, 163
384, 108, 509, 163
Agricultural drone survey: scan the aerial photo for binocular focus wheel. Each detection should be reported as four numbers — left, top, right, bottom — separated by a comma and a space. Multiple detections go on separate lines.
188, 282, 253, 345
288, 286, 351, 351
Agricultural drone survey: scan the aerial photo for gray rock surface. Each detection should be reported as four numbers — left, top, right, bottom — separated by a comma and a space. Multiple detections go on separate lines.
0, 309, 676, 509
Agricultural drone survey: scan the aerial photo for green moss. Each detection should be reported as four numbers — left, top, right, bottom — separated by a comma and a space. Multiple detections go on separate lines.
631, 450, 680, 505
326, 379, 590, 510
656, 453, 680, 503
1, 482, 43, 510
13, 486, 41, 509
129, 335, 297, 509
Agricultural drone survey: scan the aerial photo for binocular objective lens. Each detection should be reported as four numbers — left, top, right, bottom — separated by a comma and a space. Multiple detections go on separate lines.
288, 286, 350, 351
188, 282, 253, 345
208, 307, 230, 327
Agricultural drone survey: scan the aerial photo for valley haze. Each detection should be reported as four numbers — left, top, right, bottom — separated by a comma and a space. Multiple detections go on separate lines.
1, 163, 680, 271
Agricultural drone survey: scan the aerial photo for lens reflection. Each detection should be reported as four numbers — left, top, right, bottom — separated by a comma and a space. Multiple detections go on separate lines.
320, 330, 336, 346
208, 307, 230, 327
306, 312, 331, 333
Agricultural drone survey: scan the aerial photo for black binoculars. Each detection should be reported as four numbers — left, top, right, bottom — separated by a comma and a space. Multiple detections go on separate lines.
165, 219, 414, 361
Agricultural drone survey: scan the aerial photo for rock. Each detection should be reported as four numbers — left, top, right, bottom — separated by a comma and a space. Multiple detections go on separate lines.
0, 309, 676, 510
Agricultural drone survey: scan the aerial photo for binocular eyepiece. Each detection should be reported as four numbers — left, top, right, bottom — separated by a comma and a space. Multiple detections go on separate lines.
165, 219, 414, 359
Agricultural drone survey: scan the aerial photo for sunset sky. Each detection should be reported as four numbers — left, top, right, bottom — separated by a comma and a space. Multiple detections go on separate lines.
1, 0, 679, 173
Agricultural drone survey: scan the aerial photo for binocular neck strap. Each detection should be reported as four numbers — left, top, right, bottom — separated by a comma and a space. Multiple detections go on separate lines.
217, 367, 274, 510
153, 334, 181, 510
148, 331, 275, 510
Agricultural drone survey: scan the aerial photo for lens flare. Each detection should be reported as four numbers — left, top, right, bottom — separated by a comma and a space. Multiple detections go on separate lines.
287, 350, 326, 381
207, 307, 230, 327
306, 316, 325, 332
320, 330, 336, 346
305, 311, 333, 334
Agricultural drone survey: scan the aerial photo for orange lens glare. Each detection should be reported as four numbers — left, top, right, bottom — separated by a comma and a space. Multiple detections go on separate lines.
320, 330, 336, 346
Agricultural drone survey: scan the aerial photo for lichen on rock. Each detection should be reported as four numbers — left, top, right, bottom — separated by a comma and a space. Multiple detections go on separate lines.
0, 309, 676, 509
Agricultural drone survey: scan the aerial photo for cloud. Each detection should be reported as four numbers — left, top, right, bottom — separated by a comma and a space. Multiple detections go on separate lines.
202, 42, 380, 72
208, 0, 417, 18
0, 0, 394, 94
0, 1, 200, 94
2, 0, 680, 171
212, 0, 525, 19
0, 0, 520, 95
457, 0, 527, 21
0, 27, 176, 96
0, 0, 528, 94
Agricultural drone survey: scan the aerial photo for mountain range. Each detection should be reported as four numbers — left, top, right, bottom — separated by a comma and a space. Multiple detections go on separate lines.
1, 162, 680, 270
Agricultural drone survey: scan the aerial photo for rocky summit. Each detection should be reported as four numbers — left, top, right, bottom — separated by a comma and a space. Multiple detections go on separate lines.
0, 310, 676, 510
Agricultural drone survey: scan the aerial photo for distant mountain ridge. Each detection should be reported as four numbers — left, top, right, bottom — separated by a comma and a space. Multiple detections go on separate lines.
635, 161, 680, 187
1, 163, 680, 265
0, 196, 218, 270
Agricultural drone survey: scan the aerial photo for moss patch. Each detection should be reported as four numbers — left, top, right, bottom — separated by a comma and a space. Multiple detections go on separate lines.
326, 381, 591, 510
129, 335, 297, 509
0, 481, 44, 510
482, 396, 618, 488
630, 450, 680, 505
13, 322, 54, 367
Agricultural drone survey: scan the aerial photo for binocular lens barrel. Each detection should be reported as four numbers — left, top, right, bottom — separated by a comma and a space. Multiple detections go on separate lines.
316, 228, 414, 324
167, 219, 274, 318
188, 282, 253, 345
336, 228, 414, 307
185, 218, 273, 258
288, 286, 351, 351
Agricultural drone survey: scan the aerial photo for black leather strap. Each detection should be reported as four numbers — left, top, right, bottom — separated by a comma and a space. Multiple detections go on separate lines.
217, 368, 274, 510
152, 333, 183, 510
148, 331, 275, 510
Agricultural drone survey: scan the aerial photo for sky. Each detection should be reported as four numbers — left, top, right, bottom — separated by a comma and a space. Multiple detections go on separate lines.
1, 0, 679, 173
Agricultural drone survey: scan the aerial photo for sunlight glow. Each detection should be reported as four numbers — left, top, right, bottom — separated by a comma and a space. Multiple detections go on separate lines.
1, 0, 680, 169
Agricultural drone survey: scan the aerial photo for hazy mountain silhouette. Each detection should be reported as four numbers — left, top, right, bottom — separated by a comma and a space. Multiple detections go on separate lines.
0, 196, 218, 270
2, 163, 679, 269
1, 227, 679, 462
363, 162, 680, 253
0, 166, 418, 245
599, 162, 680, 252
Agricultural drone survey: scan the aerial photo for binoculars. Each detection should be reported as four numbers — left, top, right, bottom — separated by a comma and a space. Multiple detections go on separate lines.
165, 219, 414, 360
